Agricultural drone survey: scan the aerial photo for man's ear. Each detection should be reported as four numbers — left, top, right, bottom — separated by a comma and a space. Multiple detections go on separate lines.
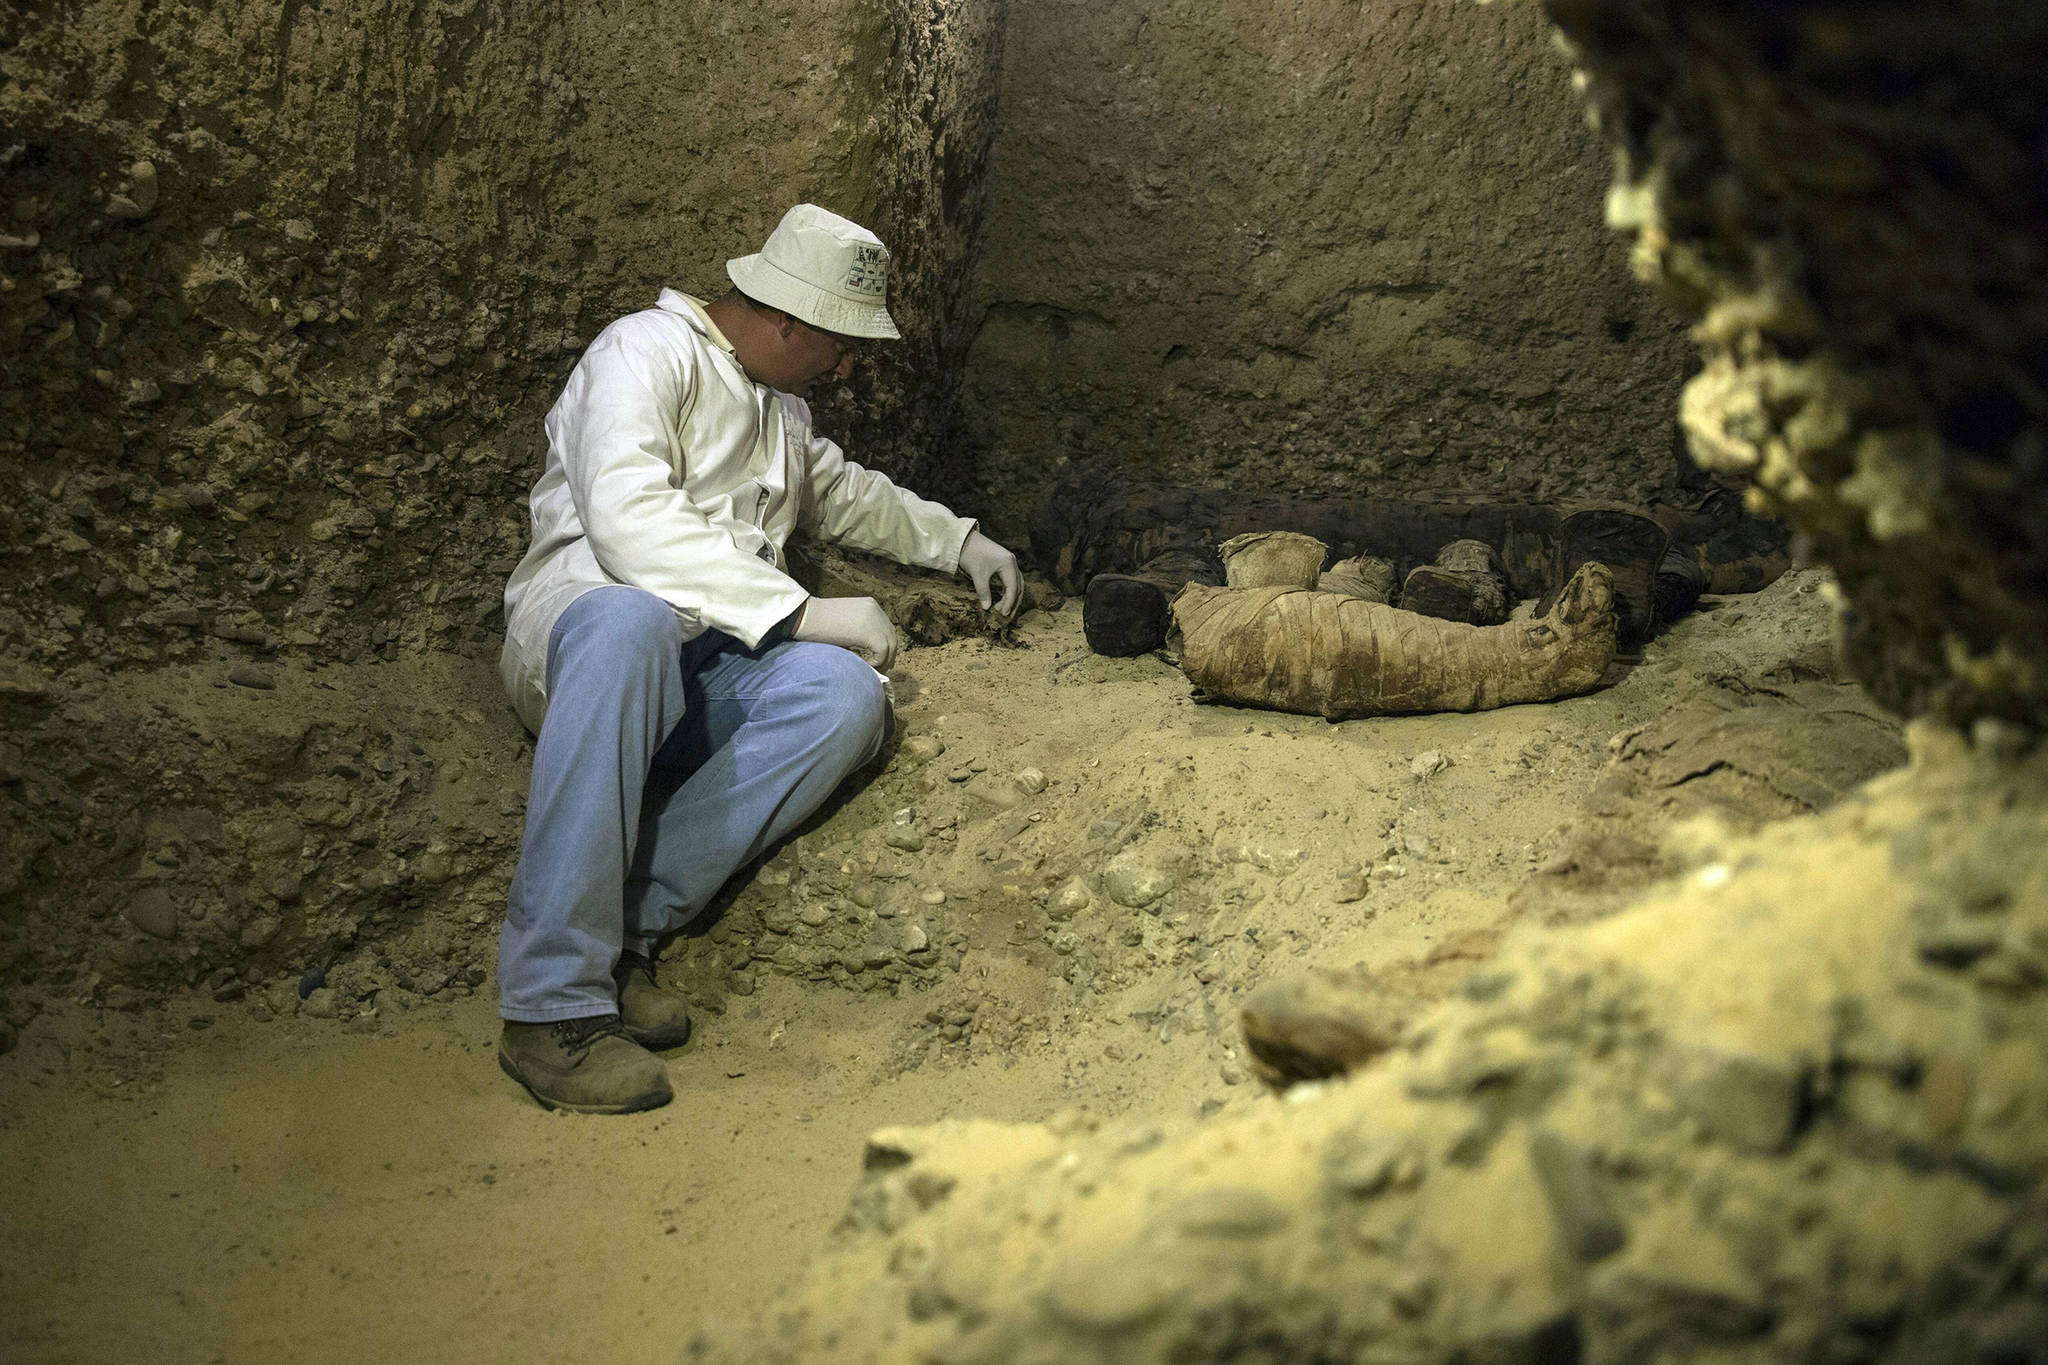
774, 312, 799, 339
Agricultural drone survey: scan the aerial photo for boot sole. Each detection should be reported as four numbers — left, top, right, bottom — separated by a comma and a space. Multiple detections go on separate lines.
496, 1050, 673, 1115
621, 1017, 693, 1052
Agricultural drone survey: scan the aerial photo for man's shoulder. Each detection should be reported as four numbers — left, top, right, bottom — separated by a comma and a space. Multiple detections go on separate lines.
593, 304, 705, 357
572, 307, 719, 397
774, 390, 815, 431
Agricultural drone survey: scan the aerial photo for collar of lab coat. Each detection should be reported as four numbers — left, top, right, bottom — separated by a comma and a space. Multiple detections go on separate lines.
655, 288, 737, 356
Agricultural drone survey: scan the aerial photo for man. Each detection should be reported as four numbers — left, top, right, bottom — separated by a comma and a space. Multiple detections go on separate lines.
493, 204, 1020, 1114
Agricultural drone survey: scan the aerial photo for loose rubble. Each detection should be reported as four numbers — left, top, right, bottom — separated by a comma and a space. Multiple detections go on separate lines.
683, 723, 2048, 1365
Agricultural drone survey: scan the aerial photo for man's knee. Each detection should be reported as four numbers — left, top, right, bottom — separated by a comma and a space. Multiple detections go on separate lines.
783, 643, 888, 758
552, 589, 683, 680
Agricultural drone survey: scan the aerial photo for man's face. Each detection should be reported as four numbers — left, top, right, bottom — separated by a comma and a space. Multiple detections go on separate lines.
745, 312, 860, 395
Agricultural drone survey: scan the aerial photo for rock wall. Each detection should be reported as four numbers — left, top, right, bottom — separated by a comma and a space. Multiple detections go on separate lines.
0, 0, 1001, 681
949, 0, 1698, 537
831, 0, 1011, 502
1551, 0, 2048, 727
0, 0, 1006, 1007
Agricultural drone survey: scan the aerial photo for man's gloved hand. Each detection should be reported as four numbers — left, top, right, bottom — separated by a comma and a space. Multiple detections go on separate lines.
791, 596, 899, 672
959, 529, 1022, 618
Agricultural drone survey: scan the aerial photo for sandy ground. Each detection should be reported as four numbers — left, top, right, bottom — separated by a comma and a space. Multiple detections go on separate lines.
0, 583, 1877, 1365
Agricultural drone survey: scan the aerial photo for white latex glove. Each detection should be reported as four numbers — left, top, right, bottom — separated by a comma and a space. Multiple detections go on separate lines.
958, 529, 1022, 618
791, 596, 899, 672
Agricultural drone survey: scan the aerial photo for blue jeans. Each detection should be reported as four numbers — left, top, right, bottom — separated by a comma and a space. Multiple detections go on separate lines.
498, 586, 887, 1022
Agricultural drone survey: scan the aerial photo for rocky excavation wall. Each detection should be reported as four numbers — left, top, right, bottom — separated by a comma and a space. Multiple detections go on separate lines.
0, 0, 1006, 1013
1560, 0, 2048, 728
950, 0, 1699, 537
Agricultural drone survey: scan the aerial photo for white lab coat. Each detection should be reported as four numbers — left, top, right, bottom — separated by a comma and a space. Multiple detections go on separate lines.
499, 289, 974, 731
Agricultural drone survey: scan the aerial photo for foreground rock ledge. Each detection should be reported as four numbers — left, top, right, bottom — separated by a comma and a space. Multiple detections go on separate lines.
685, 723, 2048, 1364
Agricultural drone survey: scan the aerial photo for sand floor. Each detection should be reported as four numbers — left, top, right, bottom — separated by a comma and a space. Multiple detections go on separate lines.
0, 580, 1878, 1364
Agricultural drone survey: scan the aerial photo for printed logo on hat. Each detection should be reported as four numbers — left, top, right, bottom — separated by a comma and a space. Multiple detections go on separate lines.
845, 244, 888, 299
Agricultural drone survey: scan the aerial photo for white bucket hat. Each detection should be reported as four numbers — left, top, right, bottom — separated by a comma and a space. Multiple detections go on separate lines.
726, 204, 902, 341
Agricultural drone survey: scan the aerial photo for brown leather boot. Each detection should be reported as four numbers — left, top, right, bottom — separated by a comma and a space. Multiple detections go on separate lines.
613, 950, 694, 1051
498, 1014, 672, 1114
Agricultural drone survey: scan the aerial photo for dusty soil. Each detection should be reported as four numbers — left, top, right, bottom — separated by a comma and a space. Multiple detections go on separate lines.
0, 573, 1891, 1365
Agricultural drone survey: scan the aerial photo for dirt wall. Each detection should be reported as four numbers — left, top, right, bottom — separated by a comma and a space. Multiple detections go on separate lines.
949, 0, 1698, 539
0, 0, 1006, 1006
1552, 0, 2048, 728
0, 0, 1000, 682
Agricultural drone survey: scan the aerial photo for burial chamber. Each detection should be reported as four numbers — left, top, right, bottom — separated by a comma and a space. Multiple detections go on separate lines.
2, 0, 2045, 1361
690, 3, 2048, 1361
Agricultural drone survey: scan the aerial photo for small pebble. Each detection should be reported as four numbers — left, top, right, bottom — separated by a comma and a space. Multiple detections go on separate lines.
1390, 1269, 1436, 1319
1971, 717, 2034, 761
1409, 750, 1447, 778
1015, 767, 1048, 795
123, 889, 179, 941
1049, 876, 1093, 919
1104, 852, 1178, 909
228, 666, 275, 690
901, 735, 946, 763
964, 774, 1023, 809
